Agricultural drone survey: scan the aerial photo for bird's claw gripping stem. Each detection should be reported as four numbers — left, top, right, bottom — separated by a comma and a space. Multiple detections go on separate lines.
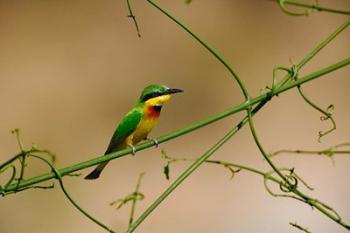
128, 143, 136, 155
147, 138, 159, 147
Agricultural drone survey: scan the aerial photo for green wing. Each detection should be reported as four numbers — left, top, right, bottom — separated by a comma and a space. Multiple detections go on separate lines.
105, 107, 142, 154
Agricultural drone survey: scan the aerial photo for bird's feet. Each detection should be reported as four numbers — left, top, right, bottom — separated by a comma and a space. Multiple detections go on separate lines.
147, 138, 159, 148
127, 143, 136, 155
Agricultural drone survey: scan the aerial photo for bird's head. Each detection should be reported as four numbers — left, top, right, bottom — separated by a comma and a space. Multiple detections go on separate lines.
138, 84, 183, 107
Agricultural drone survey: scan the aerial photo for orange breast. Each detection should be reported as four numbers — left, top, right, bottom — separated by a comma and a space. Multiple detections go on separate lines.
131, 106, 161, 143
147, 105, 161, 118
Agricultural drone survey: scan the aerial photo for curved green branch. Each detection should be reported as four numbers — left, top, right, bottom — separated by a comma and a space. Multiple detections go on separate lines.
30, 154, 116, 233
274, 0, 350, 16
145, 0, 250, 100
297, 87, 336, 142
278, 0, 309, 16
273, 65, 337, 142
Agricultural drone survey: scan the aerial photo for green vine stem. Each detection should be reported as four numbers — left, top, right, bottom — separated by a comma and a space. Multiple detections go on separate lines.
246, 106, 290, 182
275, 18, 350, 88
0, 129, 56, 196
110, 172, 146, 229
128, 172, 145, 228
145, 0, 250, 101
1, 130, 116, 232
273, 0, 350, 16
246, 69, 350, 230
1, 56, 347, 196
12, 129, 27, 191
278, 0, 310, 16
0, 165, 16, 192
212, 161, 349, 229
30, 154, 116, 233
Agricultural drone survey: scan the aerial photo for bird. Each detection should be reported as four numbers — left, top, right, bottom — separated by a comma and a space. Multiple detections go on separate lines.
84, 84, 183, 180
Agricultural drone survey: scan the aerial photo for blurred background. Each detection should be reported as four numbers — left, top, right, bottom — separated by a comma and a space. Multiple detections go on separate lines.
0, 0, 349, 232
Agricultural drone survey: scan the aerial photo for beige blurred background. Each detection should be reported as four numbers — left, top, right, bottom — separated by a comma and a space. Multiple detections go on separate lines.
0, 0, 350, 232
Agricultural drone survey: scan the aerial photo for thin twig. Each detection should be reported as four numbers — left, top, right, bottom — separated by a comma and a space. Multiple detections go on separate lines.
270, 142, 350, 158
12, 129, 27, 191
290, 222, 312, 233
128, 173, 145, 228
126, 0, 141, 37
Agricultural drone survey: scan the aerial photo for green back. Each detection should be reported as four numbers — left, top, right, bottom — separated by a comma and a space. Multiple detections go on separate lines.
105, 104, 143, 154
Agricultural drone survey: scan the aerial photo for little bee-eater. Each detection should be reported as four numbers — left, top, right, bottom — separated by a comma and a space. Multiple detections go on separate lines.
84, 84, 183, 180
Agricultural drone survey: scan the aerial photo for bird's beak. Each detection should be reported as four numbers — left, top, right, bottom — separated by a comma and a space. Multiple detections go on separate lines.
165, 88, 184, 95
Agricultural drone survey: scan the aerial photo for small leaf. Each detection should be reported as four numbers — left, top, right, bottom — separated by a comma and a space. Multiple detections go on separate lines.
109, 201, 117, 206
327, 104, 335, 114
163, 163, 170, 180
323, 149, 334, 158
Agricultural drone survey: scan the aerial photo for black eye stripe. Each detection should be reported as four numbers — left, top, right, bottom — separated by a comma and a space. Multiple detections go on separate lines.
142, 92, 162, 102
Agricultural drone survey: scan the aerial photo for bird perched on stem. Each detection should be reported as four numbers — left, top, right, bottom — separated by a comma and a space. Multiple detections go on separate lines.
85, 84, 183, 180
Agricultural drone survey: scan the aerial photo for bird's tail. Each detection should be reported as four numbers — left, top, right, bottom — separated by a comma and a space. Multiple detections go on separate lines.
84, 161, 108, 180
